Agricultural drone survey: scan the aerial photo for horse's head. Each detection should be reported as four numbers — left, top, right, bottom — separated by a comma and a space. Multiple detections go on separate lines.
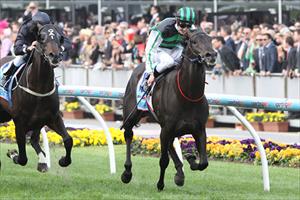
186, 30, 216, 65
32, 23, 64, 67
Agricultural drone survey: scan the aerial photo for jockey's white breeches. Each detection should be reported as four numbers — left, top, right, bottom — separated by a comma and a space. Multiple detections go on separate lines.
154, 46, 184, 73
13, 55, 26, 67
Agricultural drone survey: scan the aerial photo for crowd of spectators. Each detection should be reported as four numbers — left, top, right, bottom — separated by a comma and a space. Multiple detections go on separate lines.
210, 23, 300, 78
0, 3, 300, 78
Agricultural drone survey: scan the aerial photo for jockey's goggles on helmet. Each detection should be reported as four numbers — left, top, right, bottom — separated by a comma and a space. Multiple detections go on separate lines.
178, 21, 192, 29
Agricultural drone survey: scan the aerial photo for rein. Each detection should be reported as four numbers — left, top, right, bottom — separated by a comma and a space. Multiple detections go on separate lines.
176, 68, 204, 103
175, 31, 207, 103
16, 47, 56, 97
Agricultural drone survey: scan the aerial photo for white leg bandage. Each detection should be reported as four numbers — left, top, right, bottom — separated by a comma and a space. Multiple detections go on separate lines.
38, 152, 47, 163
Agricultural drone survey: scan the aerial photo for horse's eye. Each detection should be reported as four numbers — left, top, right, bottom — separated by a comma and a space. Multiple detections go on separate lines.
192, 41, 197, 45
39, 34, 47, 43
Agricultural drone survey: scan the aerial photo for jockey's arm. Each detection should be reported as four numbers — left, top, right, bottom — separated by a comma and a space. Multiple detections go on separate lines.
145, 29, 163, 76
14, 25, 29, 55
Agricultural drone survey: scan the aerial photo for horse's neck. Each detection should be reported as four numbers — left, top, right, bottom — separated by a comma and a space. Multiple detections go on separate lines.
178, 48, 206, 97
26, 52, 54, 91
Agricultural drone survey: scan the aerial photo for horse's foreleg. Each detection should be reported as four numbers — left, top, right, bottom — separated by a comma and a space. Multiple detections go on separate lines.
7, 122, 28, 166
121, 128, 133, 184
157, 129, 170, 191
168, 139, 185, 187
47, 115, 73, 167
192, 127, 208, 171
30, 129, 48, 172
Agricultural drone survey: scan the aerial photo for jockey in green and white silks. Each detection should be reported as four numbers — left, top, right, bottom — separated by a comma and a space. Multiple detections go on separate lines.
145, 7, 196, 86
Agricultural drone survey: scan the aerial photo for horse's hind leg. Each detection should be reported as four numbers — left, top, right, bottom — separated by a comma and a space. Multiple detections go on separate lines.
30, 129, 48, 172
47, 115, 73, 167
7, 121, 27, 166
121, 126, 134, 184
168, 138, 185, 187
188, 126, 208, 171
121, 111, 143, 184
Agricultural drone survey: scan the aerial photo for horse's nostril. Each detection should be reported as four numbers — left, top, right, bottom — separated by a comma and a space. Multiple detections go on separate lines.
49, 53, 54, 58
205, 53, 211, 58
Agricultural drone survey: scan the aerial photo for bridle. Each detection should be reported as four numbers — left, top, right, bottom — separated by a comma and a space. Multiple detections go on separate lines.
182, 31, 213, 64
176, 31, 210, 103
13, 26, 61, 97
36, 25, 62, 67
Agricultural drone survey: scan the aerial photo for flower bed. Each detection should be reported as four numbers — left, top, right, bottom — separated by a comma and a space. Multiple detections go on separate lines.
1, 121, 299, 167
132, 137, 300, 168
0, 121, 138, 147
63, 101, 84, 119
244, 112, 289, 132
94, 103, 115, 121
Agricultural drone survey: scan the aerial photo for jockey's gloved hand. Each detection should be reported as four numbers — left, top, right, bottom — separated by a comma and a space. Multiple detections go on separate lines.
26, 41, 38, 52
26, 46, 35, 52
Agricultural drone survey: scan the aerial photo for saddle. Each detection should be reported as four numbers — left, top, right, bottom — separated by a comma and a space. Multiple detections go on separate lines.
0, 61, 26, 106
136, 67, 175, 123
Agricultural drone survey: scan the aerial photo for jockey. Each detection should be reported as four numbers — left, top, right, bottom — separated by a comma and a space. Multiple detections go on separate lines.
0, 11, 71, 87
145, 7, 196, 86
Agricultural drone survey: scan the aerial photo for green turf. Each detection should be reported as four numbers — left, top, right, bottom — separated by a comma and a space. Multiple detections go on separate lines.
0, 143, 299, 200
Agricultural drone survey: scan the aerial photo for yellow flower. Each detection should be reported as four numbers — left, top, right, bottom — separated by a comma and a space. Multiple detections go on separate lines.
255, 151, 261, 159
95, 104, 113, 115
64, 101, 80, 112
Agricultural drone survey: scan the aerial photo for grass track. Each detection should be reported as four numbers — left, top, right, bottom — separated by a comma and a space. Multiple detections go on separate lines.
0, 143, 299, 200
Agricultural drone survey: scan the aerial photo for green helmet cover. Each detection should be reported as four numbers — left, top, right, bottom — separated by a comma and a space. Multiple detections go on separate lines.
176, 7, 196, 24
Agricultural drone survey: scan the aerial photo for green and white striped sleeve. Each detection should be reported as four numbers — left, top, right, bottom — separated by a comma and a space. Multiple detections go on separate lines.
145, 29, 163, 73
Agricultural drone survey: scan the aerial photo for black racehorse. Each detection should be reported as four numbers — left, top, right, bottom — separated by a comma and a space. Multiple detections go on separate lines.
121, 29, 216, 190
0, 23, 73, 172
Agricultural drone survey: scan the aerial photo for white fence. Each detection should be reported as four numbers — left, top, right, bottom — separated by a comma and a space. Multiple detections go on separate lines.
55, 66, 300, 99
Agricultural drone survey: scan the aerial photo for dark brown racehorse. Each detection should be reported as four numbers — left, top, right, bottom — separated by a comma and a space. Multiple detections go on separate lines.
121, 29, 216, 190
0, 23, 73, 172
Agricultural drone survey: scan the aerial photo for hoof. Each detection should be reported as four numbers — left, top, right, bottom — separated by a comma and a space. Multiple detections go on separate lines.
37, 163, 48, 173
186, 154, 198, 170
7, 149, 18, 159
59, 156, 71, 167
185, 154, 196, 162
157, 181, 164, 191
199, 162, 208, 171
7, 149, 24, 165
174, 173, 185, 187
121, 171, 132, 184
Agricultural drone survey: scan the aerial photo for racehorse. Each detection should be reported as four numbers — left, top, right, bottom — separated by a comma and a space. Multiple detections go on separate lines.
0, 23, 73, 172
121, 29, 216, 190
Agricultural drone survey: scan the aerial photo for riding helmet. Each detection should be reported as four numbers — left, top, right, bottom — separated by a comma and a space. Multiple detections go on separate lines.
32, 11, 51, 25
176, 7, 196, 25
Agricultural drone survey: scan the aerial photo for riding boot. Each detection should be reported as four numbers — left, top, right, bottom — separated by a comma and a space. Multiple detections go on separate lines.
0, 63, 17, 87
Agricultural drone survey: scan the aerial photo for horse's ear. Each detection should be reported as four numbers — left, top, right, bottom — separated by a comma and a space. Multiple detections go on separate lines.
187, 28, 204, 39
29, 21, 42, 34
29, 21, 38, 33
